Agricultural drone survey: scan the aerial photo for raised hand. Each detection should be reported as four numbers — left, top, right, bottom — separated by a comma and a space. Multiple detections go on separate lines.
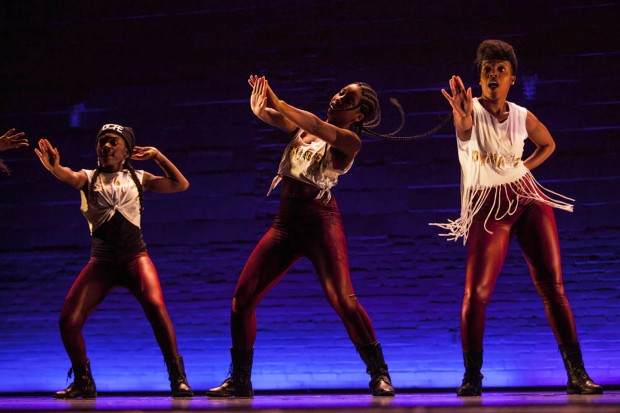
262, 78, 281, 108
249, 75, 268, 117
247, 75, 297, 132
441, 75, 473, 119
131, 146, 160, 161
249, 75, 281, 109
0, 128, 28, 152
34, 139, 60, 172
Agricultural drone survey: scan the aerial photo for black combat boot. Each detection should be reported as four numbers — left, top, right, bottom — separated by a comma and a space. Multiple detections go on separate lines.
357, 342, 395, 397
165, 355, 194, 398
457, 351, 483, 397
206, 348, 254, 398
53, 359, 97, 399
559, 342, 603, 395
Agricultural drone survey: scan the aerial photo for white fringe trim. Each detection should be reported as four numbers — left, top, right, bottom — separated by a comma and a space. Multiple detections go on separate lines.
430, 172, 574, 245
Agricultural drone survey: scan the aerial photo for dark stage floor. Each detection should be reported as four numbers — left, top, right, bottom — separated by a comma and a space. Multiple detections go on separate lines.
1, 391, 619, 413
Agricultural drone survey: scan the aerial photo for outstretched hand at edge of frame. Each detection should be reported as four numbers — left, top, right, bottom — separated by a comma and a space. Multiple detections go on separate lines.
0, 128, 28, 152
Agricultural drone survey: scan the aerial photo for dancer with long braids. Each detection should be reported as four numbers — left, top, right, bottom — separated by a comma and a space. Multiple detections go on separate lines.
207, 76, 405, 398
435, 39, 602, 396
35, 124, 193, 398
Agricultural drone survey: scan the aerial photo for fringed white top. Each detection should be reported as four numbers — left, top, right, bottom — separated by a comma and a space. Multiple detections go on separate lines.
267, 129, 353, 201
431, 98, 573, 245
80, 169, 144, 234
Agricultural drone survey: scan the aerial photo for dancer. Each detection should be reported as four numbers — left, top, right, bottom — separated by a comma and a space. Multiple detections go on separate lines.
435, 39, 602, 396
207, 76, 397, 398
0, 128, 28, 175
35, 124, 193, 398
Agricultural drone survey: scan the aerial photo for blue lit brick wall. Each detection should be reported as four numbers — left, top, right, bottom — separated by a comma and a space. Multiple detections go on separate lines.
0, 1, 618, 392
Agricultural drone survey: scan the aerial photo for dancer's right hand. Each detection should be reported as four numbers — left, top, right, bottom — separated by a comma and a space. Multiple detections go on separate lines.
441, 75, 473, 119
249, 75, 268, 117
35, 139, 60, 172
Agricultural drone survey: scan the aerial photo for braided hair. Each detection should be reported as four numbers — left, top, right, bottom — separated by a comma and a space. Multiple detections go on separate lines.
126, 162, 145, 213
352, 82, 382, 135
353, 82, 452, 142
89, 159, 145, 214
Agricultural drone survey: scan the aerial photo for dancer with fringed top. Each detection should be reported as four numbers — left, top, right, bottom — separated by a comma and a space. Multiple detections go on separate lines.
434, 39, 602, 396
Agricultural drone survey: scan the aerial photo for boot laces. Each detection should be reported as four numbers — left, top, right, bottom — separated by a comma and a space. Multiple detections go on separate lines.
66, 367, 74, 385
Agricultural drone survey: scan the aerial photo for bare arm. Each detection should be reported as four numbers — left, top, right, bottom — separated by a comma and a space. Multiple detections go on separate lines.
248, 75, 297, 133
523, 111, 556, 170
131, 146, 189, 193
34, 139, 87, 189
275, 100, 362, 157
441, 75, 473, 142
254, 76, 361, 158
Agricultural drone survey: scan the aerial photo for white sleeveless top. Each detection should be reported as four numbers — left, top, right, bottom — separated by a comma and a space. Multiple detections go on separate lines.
267, 129, 354, 201
431, 98, 573, 244
80, 169, 144, 234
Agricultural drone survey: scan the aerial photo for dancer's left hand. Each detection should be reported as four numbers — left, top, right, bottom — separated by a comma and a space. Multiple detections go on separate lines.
131, 146, 160, 161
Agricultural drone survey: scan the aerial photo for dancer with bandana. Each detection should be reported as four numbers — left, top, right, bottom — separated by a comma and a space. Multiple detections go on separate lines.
36, 124, 193, 398
435, 39, 602, 396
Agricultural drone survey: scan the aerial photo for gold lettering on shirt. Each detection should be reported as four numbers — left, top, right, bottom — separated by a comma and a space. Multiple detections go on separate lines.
288, 146, 324, 166
471, 150, 520, 168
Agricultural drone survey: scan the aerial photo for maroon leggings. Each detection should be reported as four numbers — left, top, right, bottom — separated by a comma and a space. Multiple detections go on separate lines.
461, 194, 578, 351
59, 252, 179, 365
230, 177, 377, 350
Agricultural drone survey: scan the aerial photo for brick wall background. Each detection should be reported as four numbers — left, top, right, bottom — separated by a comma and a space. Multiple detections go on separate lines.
0, 1, 618, 392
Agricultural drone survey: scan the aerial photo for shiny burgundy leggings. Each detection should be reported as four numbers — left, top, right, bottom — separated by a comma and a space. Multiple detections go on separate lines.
230, 180, 377, 350
461, 198, 578, 351
59, 252, 179, 365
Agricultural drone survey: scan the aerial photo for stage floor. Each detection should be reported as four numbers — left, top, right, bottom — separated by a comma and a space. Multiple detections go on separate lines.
0, 391, 619, 413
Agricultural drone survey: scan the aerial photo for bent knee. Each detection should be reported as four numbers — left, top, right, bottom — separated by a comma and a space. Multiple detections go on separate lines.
331, 293, 360, 317
463, 288, 492, 307
141, 298, 168, 319
59, 311, 85, 333
535, 280, 567, 299
231, 294, 258, 314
